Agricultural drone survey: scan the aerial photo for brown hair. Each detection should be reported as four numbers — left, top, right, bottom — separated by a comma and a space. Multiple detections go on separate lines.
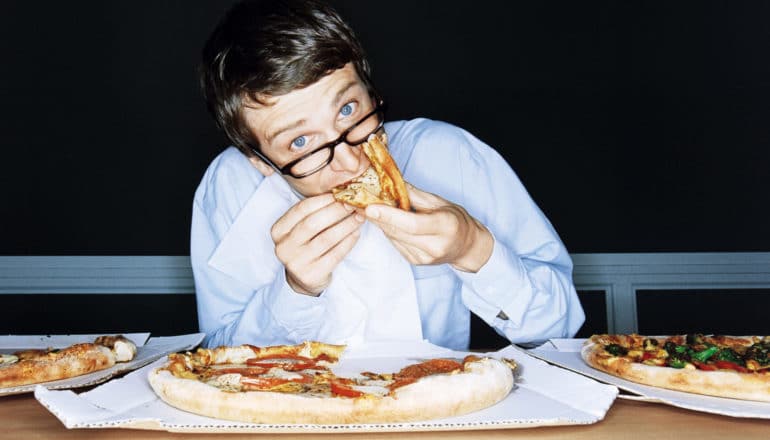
199, 0, 374, 154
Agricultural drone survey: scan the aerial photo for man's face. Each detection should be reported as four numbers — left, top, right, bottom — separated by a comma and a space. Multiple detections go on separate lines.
242, 63, 374, 197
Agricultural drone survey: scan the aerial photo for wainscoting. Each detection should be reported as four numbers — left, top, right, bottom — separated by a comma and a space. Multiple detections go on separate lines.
1, 254, 769, 347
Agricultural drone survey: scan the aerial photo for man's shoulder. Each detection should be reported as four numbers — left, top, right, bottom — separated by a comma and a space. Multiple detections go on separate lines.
194, 146, 264, 211
200, 147, 262, 188
386, 118, 490, 166
385, 118, 472, 163
386, 118, 467, 147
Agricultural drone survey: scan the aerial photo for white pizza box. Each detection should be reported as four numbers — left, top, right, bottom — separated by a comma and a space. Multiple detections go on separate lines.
527, 338, 770, 419
1, 333, 205, 396
33, 341, 618, 434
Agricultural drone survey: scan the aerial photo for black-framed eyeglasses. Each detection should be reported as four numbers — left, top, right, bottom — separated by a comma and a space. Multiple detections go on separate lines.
250, 99, 386, 179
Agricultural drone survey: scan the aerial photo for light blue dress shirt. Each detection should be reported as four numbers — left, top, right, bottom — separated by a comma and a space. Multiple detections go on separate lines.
191, 118, 585, 350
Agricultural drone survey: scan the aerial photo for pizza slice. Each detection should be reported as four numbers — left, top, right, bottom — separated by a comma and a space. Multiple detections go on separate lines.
148, 341, 516, 424
0, 334, 138, 388
332, 132, 411, 211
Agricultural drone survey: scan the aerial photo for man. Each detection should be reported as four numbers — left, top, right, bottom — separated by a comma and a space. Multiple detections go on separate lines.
192, 0, 584, 350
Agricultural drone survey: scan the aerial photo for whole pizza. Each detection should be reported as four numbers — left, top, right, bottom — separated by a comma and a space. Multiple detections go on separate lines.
582, 334, 770, 402
148, 341, 515, 424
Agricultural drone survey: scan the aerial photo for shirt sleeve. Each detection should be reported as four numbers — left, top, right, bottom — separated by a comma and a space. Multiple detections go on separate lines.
398, 120, 585, 344
190, 150, 329, 347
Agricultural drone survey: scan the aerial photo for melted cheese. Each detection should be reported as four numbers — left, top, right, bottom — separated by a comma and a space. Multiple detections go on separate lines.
351, 384, 389, 397
265, 367, 303, 380
0, 354, 18, 365
206, 373, 242, 391
113, 340, 136, 362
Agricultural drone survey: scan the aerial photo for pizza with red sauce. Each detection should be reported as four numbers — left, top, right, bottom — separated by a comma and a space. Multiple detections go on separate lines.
148, 341, 515, 424
582, 334, 770, 402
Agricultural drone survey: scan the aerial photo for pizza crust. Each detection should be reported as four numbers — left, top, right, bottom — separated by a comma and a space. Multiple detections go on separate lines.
581, 340, 770, 402
148, 357, 513, 424
362, 133, 410, 211
0, 335, 138, 388
0, 344, 115, 388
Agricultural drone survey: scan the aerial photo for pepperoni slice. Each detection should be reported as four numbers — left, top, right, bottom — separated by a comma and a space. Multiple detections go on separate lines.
330, 380, 363, 398
388, 358, 464, 392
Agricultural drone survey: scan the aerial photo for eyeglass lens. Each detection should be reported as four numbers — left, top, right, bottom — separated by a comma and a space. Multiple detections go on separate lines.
289, 110, 382, 176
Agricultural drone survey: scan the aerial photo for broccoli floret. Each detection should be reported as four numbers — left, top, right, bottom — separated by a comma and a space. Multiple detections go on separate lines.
605, 344, 628, 356
664, 341, 687, 356
691, 346, 718, 363
667, 356, 687, 369
746, 343, 770, 366
716, 348, 744, 365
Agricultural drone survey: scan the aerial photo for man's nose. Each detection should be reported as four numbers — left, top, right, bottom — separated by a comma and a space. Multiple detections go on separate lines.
328, 142, 365, 172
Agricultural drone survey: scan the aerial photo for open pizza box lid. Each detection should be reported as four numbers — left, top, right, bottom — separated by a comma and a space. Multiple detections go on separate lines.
526, 338, 770, 419
1, 333, 205, 396
34, 341, 618, 433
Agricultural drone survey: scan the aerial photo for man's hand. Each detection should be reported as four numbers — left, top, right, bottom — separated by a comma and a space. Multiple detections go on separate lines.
271, 194, 365, 296
364, 184, 494, 272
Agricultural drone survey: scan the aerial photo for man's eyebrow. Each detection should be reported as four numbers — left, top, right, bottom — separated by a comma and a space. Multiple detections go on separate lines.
332, 81, 359, 106
265, 81, 360, 144
266, 118, 306, 145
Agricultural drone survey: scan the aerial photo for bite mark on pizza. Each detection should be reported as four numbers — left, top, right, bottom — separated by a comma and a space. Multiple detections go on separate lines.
148, 341, 515, 424
332, 132, 411, 211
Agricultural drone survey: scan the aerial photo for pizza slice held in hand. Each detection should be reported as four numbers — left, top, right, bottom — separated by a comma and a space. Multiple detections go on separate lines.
332, 132, 410, 211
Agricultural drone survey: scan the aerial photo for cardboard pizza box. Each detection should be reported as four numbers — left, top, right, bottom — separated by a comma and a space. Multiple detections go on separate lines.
34, 341, 618, 433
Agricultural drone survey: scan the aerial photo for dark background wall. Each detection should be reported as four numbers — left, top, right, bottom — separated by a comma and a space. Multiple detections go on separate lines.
1, 1, 768, 344
1, 0, 768, 256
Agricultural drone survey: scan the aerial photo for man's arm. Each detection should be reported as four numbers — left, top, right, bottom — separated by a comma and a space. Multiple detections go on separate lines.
192, 194, 330, 347
190, 150, 347, 347
378, 120, 585, 343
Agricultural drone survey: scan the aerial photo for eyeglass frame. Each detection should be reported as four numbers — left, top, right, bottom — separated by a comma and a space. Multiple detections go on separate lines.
249, 98, 387, 179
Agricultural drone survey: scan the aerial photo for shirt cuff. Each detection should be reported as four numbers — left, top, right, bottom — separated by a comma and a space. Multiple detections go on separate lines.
264, 269, 328, 336
452, 236, 535, 328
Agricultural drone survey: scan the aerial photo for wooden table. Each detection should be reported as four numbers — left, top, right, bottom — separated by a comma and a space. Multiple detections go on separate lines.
1, 393, 768, 439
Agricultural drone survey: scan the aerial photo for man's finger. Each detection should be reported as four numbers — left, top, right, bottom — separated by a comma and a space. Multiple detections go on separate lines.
306, 212, 364, 257
272, 193, 338, 240
314, 229, 361, 274
365, 203, 432, 236
405, 183, 445, 211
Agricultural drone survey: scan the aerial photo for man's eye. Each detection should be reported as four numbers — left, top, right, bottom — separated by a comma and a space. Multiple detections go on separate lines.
340, 102, 356, 117
291, 136, 307, 149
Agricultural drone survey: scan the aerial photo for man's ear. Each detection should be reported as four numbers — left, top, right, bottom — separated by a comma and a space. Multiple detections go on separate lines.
248, 156, 275, 176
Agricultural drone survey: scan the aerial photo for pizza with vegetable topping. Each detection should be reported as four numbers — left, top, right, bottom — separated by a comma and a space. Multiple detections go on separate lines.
582, 334, 770, 402
148, 341, 515, 424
